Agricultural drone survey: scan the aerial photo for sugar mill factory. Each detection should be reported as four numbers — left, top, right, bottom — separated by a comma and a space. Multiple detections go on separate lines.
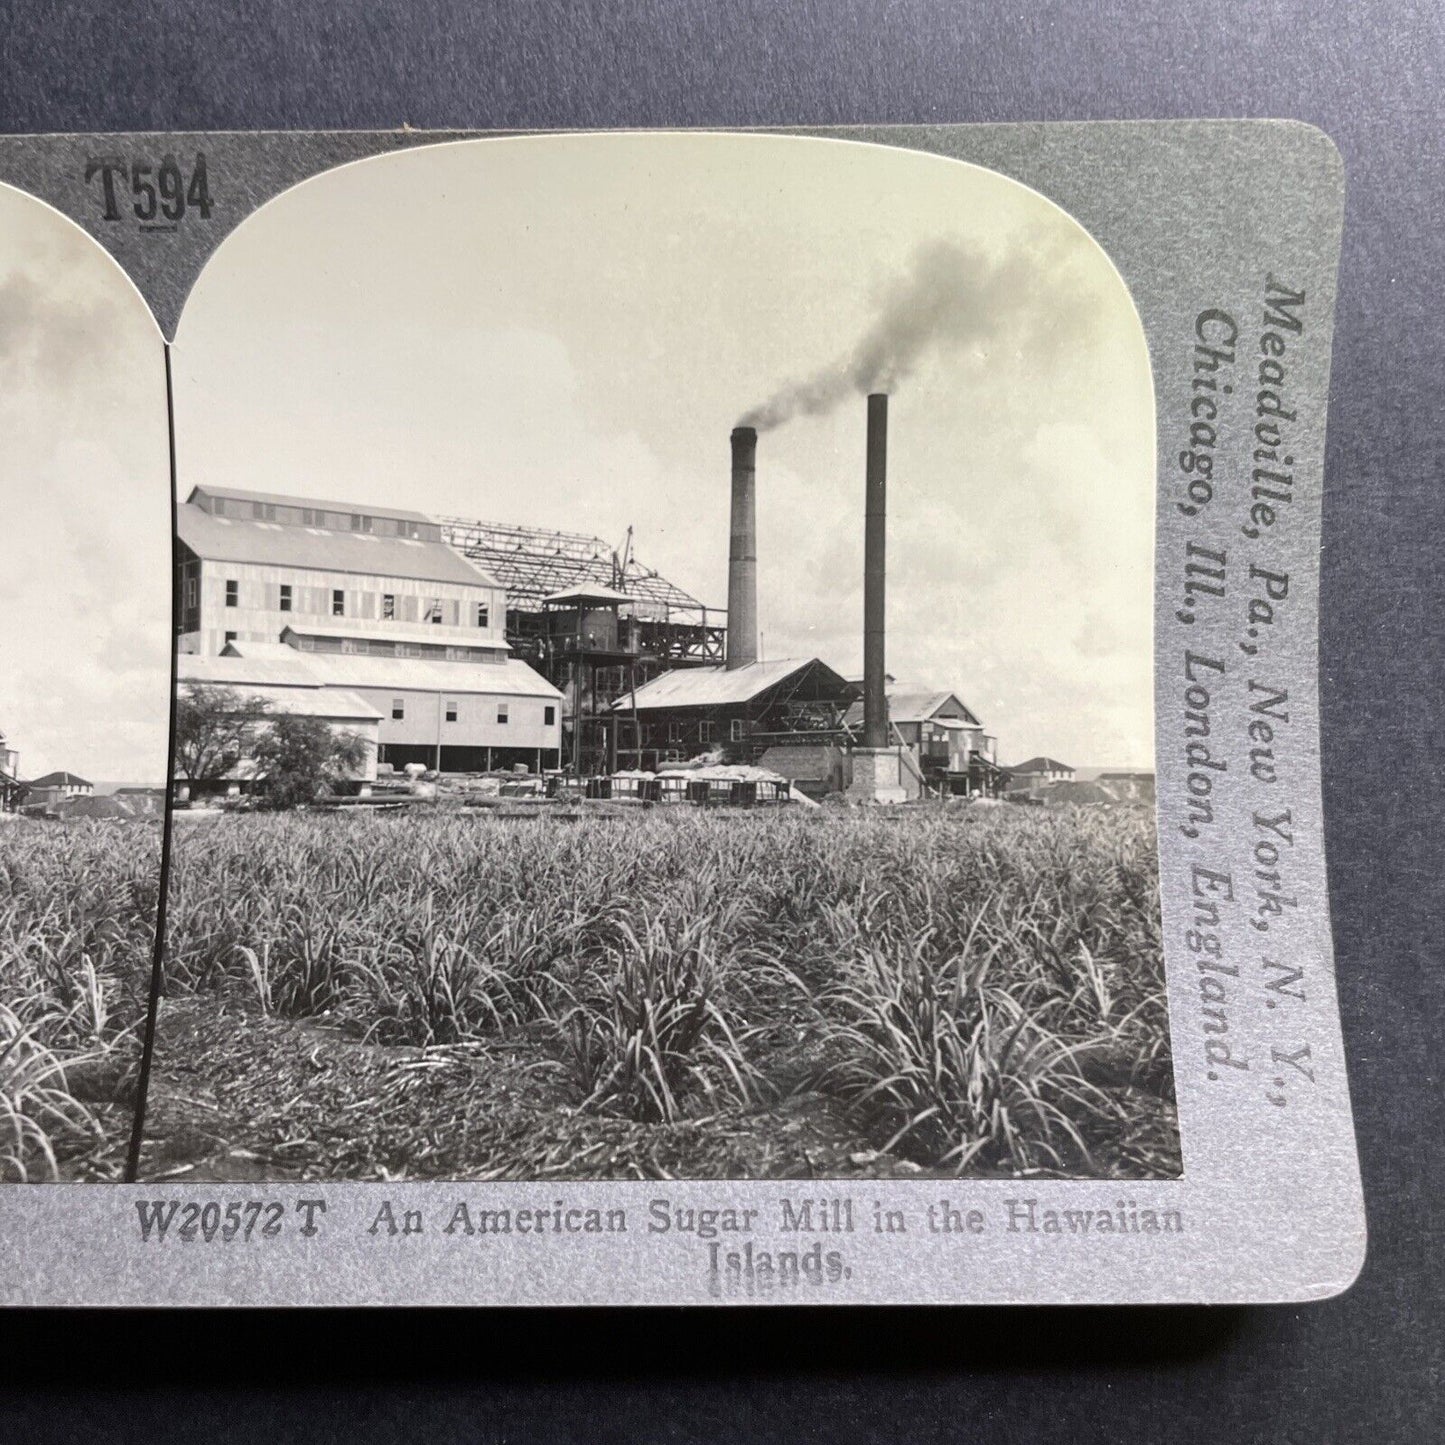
171, 395, 1006, 806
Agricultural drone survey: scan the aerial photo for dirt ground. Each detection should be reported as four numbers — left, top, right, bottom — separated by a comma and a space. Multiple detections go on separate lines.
137, 995, 936, 1183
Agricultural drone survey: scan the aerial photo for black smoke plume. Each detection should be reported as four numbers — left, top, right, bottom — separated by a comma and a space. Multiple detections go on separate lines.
739, 232, 1096, 431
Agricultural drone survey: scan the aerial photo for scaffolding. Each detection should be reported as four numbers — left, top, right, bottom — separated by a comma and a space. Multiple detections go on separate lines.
440, 516, 727, 773
439, 517, 715, 627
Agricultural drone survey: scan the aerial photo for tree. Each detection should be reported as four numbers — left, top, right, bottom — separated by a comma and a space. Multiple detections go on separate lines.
251, 713, 370, 810
174, 684, 271, 793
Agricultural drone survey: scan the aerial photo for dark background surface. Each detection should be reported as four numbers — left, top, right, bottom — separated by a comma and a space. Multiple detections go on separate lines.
1, 2, 1441, 1440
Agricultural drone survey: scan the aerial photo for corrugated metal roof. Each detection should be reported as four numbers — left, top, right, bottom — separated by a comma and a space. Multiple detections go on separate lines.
197, 647, 563, 702
177, 504, 500, 588
179, 654, 378, 718
188, 485, 435, 528
184, 645, 560, 700
543, 584, 633, 605
221, 641, 314, 663
293, 651, 562, 700
182, 650, 321, 688
234, 684, 384, 721
612, 658, 837, 711
1010, 756, 1074, 773
843, 689, 982, 728
890, 691, 967, 725
282, 624, 507, 652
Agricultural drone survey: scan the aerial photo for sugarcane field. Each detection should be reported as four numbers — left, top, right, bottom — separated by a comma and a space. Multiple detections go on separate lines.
134, 798, 1175, 1184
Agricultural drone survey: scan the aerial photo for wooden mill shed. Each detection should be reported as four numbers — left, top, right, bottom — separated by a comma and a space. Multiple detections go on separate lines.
611, 657, 855, 773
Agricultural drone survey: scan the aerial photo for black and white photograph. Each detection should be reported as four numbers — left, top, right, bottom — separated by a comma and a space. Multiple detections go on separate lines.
0, 182, 169, 1180
138, 133, 1176, 1185
0, 0, 1440, 1419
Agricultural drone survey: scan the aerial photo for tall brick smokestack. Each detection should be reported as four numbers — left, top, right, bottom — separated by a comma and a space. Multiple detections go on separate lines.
727, 425, 759, 671
863, 394, 889, 749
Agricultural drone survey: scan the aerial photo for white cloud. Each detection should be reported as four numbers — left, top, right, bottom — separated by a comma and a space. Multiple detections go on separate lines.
0, 191, 169, 784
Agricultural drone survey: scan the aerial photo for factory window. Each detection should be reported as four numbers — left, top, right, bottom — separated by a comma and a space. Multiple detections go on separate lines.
544, 706, 556, 727
730, 719, 745, 742
382, 593, 396, 620
667, 722, 683, 744
445, 700, 458, 723
279, 584, 292, 612
350, 513, 372, 533
184, 578, 198, 610
391, 698, 405, 720
497, 704, 509, 725
699, 721, 714, 743
225, 579, 238, 607
425, 600, 444, 625
475, 602, 489, 628
332, 589, 345, 616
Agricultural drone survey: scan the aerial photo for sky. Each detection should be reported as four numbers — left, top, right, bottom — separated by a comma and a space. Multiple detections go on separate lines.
1, 133, 1155, 780
0, 184, 169, 786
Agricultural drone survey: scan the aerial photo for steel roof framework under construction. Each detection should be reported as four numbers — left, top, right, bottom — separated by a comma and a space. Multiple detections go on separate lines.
438, 517, 718, 626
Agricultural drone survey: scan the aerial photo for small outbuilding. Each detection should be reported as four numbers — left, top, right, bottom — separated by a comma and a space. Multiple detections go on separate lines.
25, 771, 94, 809
1006, 757, 1076, 792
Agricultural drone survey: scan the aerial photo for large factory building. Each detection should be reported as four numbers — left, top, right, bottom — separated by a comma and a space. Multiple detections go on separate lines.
172, 395, 1005, 801
176, 485, 564, 776
177, 485, 509, 660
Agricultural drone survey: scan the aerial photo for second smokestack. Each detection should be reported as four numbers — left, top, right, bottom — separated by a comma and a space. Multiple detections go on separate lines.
727, 425, 759, 671
863, 393, 888, 749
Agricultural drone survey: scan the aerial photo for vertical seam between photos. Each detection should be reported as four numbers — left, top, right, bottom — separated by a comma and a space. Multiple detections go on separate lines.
124, 341, 180, 1183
